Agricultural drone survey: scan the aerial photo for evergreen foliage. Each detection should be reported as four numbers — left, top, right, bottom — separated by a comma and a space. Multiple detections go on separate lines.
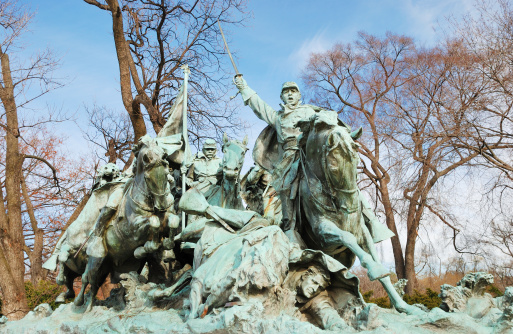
363, 288, 442, 310
0, 280, 64, 315
362, 290, 392, 308
403, 288, 441, 309
24, 280, 64, 310
487, 285, 504, 297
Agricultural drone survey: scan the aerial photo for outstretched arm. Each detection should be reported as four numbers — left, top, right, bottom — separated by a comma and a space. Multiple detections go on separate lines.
234, 76, 278, 126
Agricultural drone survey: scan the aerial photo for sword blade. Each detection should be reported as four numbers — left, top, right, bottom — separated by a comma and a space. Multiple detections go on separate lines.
217, 19, 240, 75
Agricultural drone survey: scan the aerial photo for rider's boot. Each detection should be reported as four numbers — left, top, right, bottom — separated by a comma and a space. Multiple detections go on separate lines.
279, 193, 307, 247
279, 190, 296, 232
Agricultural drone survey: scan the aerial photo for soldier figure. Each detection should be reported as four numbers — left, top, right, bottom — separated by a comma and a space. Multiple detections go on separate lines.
184, 139, 222, 194
234, 77, 339, 242
283, 264, 350, 331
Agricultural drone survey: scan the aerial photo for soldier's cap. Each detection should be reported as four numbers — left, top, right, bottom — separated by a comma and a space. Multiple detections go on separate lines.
203, 139, 217, 149
281, 81, 300, 94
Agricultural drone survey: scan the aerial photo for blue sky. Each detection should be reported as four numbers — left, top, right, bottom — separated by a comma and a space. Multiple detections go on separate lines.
18, 0, 475, 161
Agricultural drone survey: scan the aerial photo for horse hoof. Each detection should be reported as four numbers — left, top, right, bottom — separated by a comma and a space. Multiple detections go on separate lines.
86, 303, 93, 313
64, 290, 76, 300
397, 303, 425, 316
74, 296, 85, 307
149, 215, 160, 229
55, 292, 66, 304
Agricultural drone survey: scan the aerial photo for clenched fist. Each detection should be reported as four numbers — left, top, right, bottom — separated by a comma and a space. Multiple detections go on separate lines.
234, 75, 247, 91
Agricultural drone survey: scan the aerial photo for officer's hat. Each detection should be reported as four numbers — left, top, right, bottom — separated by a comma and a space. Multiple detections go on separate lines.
203, 139, 217, 150
281, 81, 300, 94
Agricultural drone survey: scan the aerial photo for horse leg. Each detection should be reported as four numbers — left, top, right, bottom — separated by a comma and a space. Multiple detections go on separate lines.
378, 276, 423, 315
86, 269, 109, 312
74, 272, 89, 306
64, 272, 77, 300
56, 265, 76, 303
75, 256, 103, 307
56, 262, 66, 286
313, 218, 390, 281
360, 219, 424, 315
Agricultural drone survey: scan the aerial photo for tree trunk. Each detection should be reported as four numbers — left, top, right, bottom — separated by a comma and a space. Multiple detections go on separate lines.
106, 0, 146, 142
0, 183, 27, 320
403, 187, 428, 295
404, 223, 418, 295
380, 184, 406, 278
20, 175, 46, 285
0, 51, 29, 319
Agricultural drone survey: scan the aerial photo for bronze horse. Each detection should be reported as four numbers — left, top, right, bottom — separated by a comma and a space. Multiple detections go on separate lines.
298, 111, 422, 315
179, 134, 248, 244
203, 134, 248, 210
52, 136, 178, 308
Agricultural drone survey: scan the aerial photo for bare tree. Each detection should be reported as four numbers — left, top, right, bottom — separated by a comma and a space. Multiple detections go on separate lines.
302, 32, 415, 280
444, 0, 513, 266
83, 105, 135, 167
16, 131, 93, 284
385, 41, 485, 293
302, 33, 487, 294
0, 1, 76, 319
483, 219, 513, 259
444, 1, 513, 184
83, 0, 248, 164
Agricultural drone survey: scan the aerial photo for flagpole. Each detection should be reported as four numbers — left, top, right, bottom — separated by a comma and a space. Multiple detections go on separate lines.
180, 64, 190, 232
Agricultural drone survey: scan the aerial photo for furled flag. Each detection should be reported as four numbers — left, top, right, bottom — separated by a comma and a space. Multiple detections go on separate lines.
156, 64, 192, 169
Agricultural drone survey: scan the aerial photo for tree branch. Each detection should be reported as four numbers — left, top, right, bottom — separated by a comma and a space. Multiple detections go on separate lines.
22, 154, 60, 192
83, 0, 110, 10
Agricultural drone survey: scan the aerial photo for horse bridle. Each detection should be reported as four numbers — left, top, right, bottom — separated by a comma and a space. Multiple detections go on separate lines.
129, 159, 171, 212
220, 143, 246, 207
299, 133, 359, 213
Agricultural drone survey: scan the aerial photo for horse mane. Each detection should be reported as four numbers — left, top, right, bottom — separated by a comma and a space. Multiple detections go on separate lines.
132, 134, 156, 155
222, 139, 248, 153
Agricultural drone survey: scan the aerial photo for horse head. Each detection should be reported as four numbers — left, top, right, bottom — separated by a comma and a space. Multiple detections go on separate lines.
221, 133, 248, 181
133, 135, 172, 211
301, 111, 361, 197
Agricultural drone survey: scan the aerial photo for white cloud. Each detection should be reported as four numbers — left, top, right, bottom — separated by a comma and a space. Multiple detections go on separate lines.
287, 29, 332, 73
399, 0, 475, 44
